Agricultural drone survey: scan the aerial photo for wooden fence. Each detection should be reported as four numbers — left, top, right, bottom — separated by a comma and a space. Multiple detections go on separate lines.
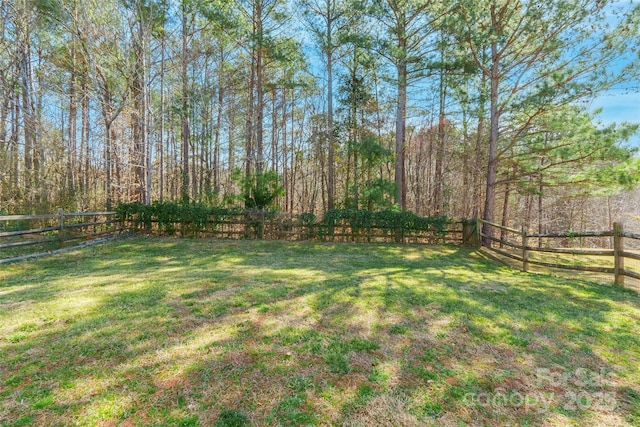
4, 210, 637, 289
1, 209, 466, 264
0, 210, 119, 264
125, 211, 465, 245
475, 219, 640, 286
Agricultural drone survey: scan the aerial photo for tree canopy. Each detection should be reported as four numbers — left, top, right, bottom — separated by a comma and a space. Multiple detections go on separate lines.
0, 0, 638, 231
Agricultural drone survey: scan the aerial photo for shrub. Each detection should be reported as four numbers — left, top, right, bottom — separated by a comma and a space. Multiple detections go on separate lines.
116, 203, 452, 241
322, 208, 451, 236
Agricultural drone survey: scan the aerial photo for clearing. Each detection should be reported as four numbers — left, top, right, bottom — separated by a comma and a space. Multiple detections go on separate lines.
1, 238, 639, 426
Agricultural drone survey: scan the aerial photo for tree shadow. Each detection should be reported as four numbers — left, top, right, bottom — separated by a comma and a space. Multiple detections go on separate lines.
0, 237, 638, 426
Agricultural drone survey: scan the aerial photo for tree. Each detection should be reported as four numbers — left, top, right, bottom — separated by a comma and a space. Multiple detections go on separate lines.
15, 0, 39, 206
180, 0, 193, 202
0, 0, 636, 224
238, 0, 289, 177
81, 0, 130, 209
509, 106, 638, 229
200, 0, 239, 198
302, 0, 354, 210
371, 0, 441, 208
456, 0, 640, 244
234, 169, 284, 209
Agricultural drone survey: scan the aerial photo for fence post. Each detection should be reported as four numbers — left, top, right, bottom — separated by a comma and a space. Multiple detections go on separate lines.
613, 222, 624, 286
58, 208, 65, 249
463, 219, 480, 247
117, 212, 122, 234
522, 226, 529, 272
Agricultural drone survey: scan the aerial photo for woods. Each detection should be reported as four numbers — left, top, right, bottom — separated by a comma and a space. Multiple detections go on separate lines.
1, 0, 639, 232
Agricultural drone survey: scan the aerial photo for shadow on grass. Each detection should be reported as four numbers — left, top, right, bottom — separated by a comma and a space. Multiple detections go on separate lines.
0, 237, 638, 426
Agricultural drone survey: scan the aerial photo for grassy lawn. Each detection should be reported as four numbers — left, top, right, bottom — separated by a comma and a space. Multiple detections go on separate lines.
1, 238, 639, 426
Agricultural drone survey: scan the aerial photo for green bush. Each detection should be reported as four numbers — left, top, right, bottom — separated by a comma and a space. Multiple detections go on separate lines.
295, 212, 316, 227
232, 169, 284, 209
116, 202, 243, 235
322, 208, 451, 236
116, 203, 452, 240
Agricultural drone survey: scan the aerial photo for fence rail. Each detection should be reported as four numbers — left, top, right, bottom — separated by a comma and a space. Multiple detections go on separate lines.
3, 209, 638, 290
123, 213, 464, 245
477, 219, 639, 287
0, 210, 119, 264
2, 209, 466, 263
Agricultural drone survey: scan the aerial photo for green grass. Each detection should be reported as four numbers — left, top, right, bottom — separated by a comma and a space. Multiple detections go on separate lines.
1, 237, 639, 426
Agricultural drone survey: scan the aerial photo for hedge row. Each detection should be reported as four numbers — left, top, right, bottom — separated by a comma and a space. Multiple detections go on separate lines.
321, 208, 450, 234
117, 202, 245, 233
116, 202, 452, 238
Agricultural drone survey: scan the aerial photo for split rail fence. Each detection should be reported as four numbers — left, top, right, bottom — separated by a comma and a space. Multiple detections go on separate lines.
122, 210, 464, 244
2, 210, 639, 290
0, 210, 119, 264
1, 209, 463, 264
474, 219, 640, 287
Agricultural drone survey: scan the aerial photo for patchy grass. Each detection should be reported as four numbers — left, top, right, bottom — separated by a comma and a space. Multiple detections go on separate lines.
1, 237, 639, 426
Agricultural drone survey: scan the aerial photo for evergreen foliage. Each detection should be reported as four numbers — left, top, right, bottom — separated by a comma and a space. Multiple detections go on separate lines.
116, 202, 451, 239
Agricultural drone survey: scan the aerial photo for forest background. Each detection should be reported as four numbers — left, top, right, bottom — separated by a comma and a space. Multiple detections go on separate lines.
1, 0, 640, 235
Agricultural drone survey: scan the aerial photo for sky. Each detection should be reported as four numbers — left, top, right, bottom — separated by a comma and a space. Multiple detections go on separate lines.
591, 91, 640, 149
594, 0, 640, 149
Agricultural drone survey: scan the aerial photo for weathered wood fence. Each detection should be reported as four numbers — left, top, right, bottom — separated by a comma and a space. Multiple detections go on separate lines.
474, 219, 640, 286
3, 210, 638, 289
1, 209, 466, 264
124, 210, 465, 245
0, 210, 119, 264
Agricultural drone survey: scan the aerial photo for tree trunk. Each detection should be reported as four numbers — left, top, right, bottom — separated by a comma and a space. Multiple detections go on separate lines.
289, 90, 295, 212
472, 110, 485, 218
434, 64, 447, 215
81, 74, 90, 201
271, 87, 278, 174
327, 49, 335, 210
145, 33, 152, 205
481, 3, 500, 246
245, 14, 256, 179
538, 169, 544, 247
103, 86, 113, 210
11, 97, 20, 199
395, 56, 407, 209
500, 181, 510, 247
20, 30, 36, 205
159, 35, 166, 202
131, 17, 147, 204
105, 120, 113, 210
214, 49, 224, 194
68, 35, 78, 194
181, 5, 190, 202
256, 22, 264, 176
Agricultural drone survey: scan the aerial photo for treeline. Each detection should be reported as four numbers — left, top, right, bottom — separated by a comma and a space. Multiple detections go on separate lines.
1, 0, 639, 235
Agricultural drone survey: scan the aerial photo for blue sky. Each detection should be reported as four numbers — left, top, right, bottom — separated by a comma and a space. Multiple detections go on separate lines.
591, 91, 640, 149
595, 0, 640, 149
